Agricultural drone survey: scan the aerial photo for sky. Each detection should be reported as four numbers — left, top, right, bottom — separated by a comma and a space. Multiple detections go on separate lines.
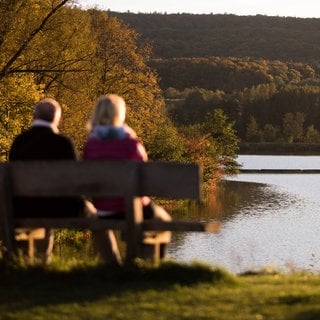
78, 0, 320, 18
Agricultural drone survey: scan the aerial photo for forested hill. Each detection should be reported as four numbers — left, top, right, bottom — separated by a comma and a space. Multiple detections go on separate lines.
108, 12, 320, 63
106, 11, 320, 147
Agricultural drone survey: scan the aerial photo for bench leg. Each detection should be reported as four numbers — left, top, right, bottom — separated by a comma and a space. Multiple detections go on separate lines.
15, 228, 54, 264
139, 231, 171, 264
139, 243, 160, 264
28, 236, 35, 263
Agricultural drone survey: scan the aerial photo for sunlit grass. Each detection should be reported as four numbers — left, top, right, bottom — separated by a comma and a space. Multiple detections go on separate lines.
2, 234, 320, 320
1, 255, 320, 320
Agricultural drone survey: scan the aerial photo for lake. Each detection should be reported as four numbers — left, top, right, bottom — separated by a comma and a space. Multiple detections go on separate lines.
168, 155, 320, 274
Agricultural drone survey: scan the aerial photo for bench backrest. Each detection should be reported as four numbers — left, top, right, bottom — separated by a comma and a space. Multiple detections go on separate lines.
4, 160, 200, 199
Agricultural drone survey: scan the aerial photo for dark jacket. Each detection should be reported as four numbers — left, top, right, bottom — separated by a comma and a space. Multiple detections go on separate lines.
9, 126, 84, 217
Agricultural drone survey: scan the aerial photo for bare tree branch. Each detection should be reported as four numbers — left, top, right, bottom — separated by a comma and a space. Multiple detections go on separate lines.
0, 0, 70, 79
9, 69, 91, 74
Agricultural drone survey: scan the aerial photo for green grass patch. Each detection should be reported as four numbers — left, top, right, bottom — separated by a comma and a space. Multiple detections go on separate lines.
1, 259, 320, 320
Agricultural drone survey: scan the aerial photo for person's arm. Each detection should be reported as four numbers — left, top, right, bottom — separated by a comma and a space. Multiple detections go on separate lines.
134, 140, 151, 205
137, 141, 148, 161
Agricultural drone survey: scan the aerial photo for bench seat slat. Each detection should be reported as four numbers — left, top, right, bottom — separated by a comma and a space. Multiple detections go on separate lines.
15, 218, 221, 233
15, 218, 125, 230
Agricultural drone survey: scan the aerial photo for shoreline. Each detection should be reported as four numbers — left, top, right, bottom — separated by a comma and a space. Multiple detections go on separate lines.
239, 142, 320, 155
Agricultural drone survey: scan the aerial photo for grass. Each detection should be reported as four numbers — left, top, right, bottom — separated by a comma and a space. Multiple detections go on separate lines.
1, 258, 320, 320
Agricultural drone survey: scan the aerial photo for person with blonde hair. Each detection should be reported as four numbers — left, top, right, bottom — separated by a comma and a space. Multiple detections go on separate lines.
86, 94, 143, 155
83, 94, 172, 263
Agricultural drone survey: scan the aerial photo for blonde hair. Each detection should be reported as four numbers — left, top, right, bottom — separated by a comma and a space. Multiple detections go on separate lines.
88, 94, 126, 130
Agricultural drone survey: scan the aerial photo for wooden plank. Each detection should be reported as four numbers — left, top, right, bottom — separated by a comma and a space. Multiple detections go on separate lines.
9, 160, 201, 199
14, 219, 221, 233
143, 220, 221, 233
14, 218, 125, 230
140, 162, 201, 199
9, 160, 130, 197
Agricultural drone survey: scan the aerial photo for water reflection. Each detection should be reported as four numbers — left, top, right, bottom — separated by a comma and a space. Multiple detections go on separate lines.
218, 180, 302, 219
169, 176, 320, 274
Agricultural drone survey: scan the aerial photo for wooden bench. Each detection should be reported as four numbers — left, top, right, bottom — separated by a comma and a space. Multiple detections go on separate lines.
0, 160, 220, 264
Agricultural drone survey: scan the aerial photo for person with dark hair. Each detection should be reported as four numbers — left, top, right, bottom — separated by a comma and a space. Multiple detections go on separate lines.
9, 98, 85, 216
9, 98, 97, 263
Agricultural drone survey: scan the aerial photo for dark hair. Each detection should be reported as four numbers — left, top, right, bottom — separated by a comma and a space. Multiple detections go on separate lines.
34, 98, 60, 122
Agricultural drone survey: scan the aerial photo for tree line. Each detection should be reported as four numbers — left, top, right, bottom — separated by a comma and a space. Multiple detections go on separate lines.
151, 57, 320, 143
108, 12, 320, 63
